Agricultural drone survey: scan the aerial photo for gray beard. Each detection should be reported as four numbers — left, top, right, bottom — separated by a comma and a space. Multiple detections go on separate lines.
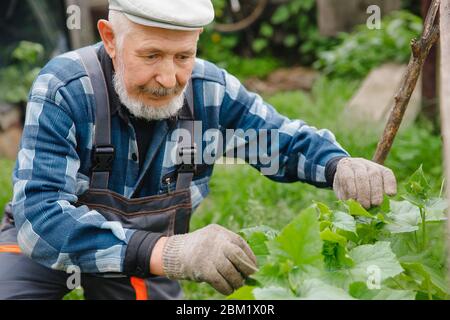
112, 67, 185, 121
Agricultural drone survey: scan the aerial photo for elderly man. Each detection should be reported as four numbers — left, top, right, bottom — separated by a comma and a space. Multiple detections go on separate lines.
0, 0, 396, 300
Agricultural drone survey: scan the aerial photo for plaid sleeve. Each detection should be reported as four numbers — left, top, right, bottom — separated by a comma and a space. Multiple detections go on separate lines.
218, 70, 350, 188
12, 90, 160, 276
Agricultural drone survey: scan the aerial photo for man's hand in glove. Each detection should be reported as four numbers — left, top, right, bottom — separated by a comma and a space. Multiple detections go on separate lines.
156, 224, 257, 295
333, 157, 397, 209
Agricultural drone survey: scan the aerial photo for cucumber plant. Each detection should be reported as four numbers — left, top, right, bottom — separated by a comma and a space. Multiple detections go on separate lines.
230, 166, 449, 300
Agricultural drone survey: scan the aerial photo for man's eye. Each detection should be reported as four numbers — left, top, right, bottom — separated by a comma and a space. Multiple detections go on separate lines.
177, 55, 190, 60
147, 54, 158, 60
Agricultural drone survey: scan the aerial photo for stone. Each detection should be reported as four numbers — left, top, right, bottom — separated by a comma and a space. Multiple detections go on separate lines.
317, 0, 402, 36
344, 63, 422, 130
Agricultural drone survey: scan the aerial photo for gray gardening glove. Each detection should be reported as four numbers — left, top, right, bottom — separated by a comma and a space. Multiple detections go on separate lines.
333, 157, 397, 209
162, 224, 258, 295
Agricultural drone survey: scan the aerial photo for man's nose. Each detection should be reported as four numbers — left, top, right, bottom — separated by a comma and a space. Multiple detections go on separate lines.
155, 58, 177, 89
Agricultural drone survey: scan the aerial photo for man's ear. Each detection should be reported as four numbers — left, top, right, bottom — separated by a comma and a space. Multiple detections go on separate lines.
97, 19, 117, 59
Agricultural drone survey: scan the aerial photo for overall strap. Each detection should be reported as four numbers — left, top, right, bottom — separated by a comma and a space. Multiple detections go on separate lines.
77, 46, 114, 190
176, 80, 197, 191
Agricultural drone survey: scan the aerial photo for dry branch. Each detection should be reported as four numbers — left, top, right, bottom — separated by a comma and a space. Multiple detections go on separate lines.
373, 0, 440, 164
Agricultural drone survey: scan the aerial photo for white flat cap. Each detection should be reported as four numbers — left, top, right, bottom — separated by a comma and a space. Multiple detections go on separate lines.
109, 0, 215, 31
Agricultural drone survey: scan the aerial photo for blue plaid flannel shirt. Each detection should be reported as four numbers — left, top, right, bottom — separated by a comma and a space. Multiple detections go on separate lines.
11, 44, 349, 276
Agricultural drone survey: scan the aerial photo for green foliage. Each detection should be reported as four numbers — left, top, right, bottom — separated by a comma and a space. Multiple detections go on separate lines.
388, 123, 443, 185
0, 41, 45, 104
198, 28, 281, 80
198, 0, 336, 75
268, 207, 323, 269
255, 0, 336, 64
231, 168, 448, 300
315, 11, 423, 79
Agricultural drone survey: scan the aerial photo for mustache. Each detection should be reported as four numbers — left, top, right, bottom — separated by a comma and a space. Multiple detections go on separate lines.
138, 84, 184, 98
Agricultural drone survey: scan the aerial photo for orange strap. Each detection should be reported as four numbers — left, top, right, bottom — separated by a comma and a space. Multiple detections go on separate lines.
0, 244, 22, 254
130, 277, 148, 300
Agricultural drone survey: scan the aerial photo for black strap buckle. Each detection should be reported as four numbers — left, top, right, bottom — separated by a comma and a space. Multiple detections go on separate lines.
92, 145, 115, 172
177, 144, 197, 173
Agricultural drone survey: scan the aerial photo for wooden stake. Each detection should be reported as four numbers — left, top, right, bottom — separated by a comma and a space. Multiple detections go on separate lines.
439, 0, 450, 288
373, 0, 440, 165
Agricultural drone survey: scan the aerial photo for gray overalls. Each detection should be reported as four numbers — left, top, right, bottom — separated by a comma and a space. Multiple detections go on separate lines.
0, 46, 197, 300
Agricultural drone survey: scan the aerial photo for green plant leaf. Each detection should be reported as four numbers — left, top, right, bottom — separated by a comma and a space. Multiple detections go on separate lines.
348, 241, 404, 283
420, 264, 449, 297
320, 228, 347, 246
401, 262, 449, 298
314, 201, 332, 221
404, 165, 431, 203
267, 207, 323, 269
424, 198, 448, 222
332, 211, 356, 233
355, 222, 382, 244
239, 226, 279, 265
283, 35, 298, 48
322, 240, 354, 271
239, 225, 279, 241
260, 23, 274, 38
298, 279, 355, 300
12, 41, 44, 65
251, 262, 290, 289
227, 286, 256, 300
319, 221, 332, 231
252, 38, 268, 53
245, 232, 270, 265
346, 200, 374, 218
253, 286, 298, 300
349, 282, 415, 300
271, 6, 290, 25
385, 200, 420, 234
287, 265, 323, 293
